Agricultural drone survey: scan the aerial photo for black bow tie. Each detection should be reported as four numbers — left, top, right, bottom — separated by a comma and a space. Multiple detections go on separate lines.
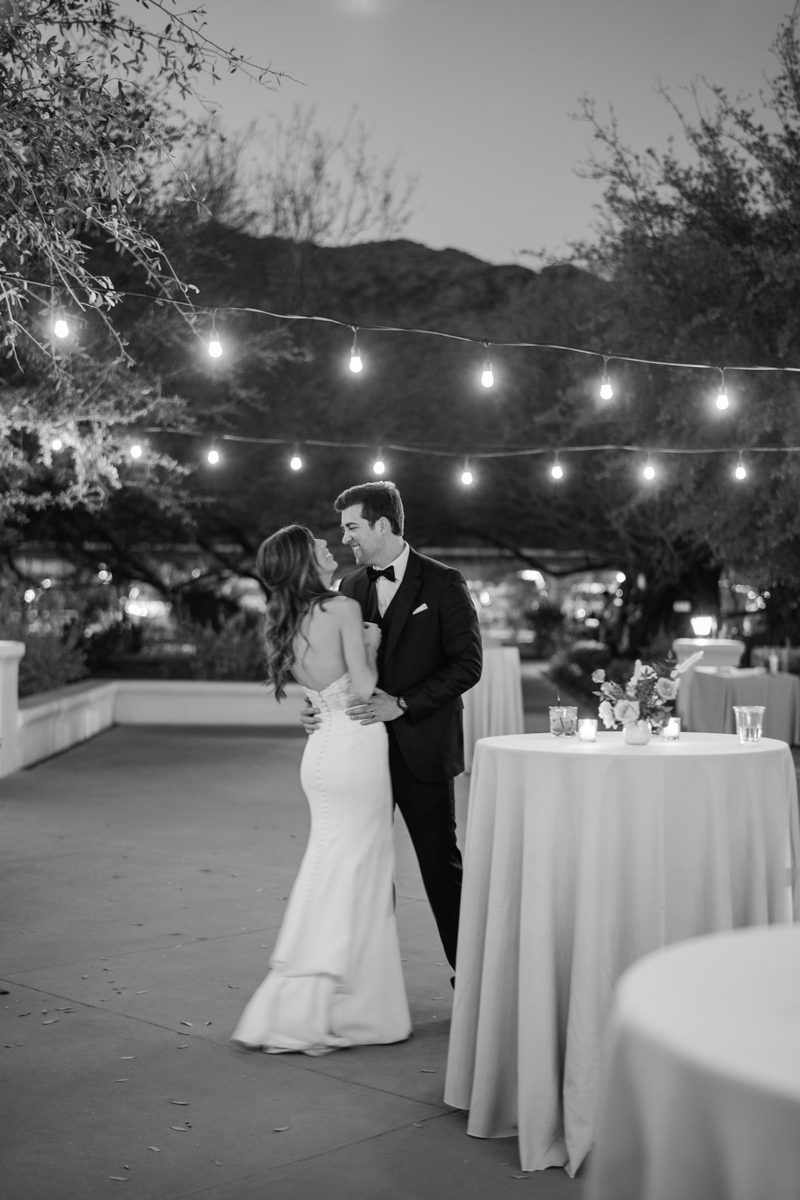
366, 565, 396, 582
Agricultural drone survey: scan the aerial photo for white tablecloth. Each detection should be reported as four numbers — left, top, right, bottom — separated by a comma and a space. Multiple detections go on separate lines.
587, 925, 800, 1200
461, 645, 524, 771
683, 666, 800, 744
444, 732, 800, 1176
673, 639, 745, 724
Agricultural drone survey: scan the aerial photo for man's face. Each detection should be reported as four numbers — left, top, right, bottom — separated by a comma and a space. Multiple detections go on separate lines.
340, 504, 385, 566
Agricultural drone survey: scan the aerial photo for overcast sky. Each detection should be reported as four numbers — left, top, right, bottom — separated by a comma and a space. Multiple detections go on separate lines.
177, 0, 791, 264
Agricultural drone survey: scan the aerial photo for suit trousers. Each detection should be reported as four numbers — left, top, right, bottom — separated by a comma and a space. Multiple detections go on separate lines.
387, 725, 462, 970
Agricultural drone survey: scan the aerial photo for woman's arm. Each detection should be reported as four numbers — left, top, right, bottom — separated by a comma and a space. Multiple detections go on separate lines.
337, 597, 379, 701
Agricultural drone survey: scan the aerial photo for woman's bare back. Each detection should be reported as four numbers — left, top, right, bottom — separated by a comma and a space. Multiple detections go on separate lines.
291, 598, 350, 692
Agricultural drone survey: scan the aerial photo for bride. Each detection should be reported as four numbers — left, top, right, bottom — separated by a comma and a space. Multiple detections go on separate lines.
232, 524, 411, 1054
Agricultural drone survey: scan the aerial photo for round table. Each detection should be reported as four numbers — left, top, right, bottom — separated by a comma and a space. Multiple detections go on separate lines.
444, 732, 800, 1177
461, 645, 524, 771
587, 925, 800, 1200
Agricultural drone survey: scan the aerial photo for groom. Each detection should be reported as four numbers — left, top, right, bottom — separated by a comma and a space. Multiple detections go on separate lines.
303, 481, 482, 971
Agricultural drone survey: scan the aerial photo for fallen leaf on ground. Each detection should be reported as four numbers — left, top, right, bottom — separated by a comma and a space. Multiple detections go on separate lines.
511, 1175, 528, 1180
120, 1056, 136, 1060
273, 1126, 290, 1132
148, 1147, 160, 1152
169, 1100, 189, 1105
108, 1176, 128, 1181
180, 1021, 193, 1027
420, 1068, 436, 1073
226, 985, 239, 989
18, 1013, 30, 1018
42, 1019, 58, 1025
212, 1160, 222, 1166
115, 1078, 129, 1082
135, 991, 147, 995
412, 1123, 424, 1128
177, 1044, 188, 1049
170, 1126, 189, 1132
431, 996, 445, 1000
205, 1021, 212, 1026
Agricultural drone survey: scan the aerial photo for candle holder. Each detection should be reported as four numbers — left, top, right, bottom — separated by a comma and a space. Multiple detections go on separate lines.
663, 717, 681, 741
549, 705, 578, 737
578, 718, 597, 742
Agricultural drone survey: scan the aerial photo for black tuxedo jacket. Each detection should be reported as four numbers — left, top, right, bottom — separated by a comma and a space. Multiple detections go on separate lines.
340, 548, 482, 783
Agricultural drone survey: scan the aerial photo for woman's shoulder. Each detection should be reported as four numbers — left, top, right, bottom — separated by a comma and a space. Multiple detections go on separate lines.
312, 593, 359, 620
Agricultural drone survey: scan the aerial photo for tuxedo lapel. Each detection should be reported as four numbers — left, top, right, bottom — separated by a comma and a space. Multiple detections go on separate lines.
383, 549, 423, 663
343, 567, 372, 617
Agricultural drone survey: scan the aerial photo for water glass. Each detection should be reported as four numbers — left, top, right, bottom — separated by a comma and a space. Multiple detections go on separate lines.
549, 705, 578, 736
733, 705, 765, 744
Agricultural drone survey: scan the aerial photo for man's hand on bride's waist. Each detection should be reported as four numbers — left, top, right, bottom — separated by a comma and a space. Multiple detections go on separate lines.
300, 699, 321, 734
347, 688, 405, 725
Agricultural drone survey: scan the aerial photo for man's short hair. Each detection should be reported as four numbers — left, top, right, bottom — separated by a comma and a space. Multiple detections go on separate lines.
334, 481, 405, 536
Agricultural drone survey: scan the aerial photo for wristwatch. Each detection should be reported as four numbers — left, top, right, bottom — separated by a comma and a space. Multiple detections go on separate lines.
396, 696, 408, 713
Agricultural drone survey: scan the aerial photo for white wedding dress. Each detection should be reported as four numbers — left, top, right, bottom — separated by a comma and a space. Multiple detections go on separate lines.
232, 672, 411, 1053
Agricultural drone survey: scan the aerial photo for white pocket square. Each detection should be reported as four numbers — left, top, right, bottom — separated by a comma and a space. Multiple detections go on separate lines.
412, 603, 428, 615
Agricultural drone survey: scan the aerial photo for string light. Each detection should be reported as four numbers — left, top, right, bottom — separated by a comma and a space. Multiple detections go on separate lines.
372, 449, 386, 475
550, 455, 564, 481
349, 328, 363, 374
289, 445, 303, 470
460, 460, 474, 486
208, 315, 222, 358
207, 445, 220, 465
53, 315, 69, 339
734, 453, 747, 481
599, 358, 613, 401
51, 437, 63, 451
480, 343, 494, 389
129, 443, 142, 459
643, 458, 656, 481
715, 368, 729, 410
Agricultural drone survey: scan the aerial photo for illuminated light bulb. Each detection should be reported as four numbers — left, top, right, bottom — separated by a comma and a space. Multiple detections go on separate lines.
130, 443, 142, 459
207, 448, 220, 465
208, 335, 222, 358
24, 588, 36, 603
373, 457, 385, 475
53, 317, 69, 339
600, 372, 613, 401
51, 437, 63, 451
550, 461, 564, 480
481, 365, 494, 388
716, 389, 729, 410
290, 453, 302, 471
616, 571, 626, 583
643, 462, 656, 481
735, 458, 747, 481
349, 330, 363, 373
461, 463, 474, 486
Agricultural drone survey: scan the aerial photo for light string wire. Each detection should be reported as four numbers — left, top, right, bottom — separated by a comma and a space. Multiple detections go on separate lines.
142, 428, 800, 460
8, 272, 800, 376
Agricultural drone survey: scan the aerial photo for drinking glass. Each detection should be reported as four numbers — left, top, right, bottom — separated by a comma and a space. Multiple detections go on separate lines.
733, 705, 765, 744
549, 706, 578, 736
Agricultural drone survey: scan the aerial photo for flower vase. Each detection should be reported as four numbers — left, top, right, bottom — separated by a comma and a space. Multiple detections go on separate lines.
623, 720, 652, 746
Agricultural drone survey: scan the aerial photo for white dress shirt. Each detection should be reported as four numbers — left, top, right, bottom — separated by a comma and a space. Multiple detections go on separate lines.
375, 542, 409, 617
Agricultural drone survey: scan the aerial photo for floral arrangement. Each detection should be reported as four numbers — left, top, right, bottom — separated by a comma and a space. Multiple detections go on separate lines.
592, 651, 704, 731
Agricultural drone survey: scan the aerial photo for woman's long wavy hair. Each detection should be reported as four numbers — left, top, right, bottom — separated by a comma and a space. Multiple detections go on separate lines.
256, 524, 337, 699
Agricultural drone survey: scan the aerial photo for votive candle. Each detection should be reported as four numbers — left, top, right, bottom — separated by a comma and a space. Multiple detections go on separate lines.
578, 718, 598, 742
664, 717, 681, 741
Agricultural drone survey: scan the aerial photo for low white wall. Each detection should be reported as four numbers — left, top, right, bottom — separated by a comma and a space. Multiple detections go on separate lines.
113, 680, 306, 727
5, 676, 307, 776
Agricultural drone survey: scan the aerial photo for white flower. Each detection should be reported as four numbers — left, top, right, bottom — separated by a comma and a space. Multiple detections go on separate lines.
591, 668, 606, 683
631, 659, 644, 685
598, 699, 615, 728
614, 698, 640, 725
656, 677, 678, 701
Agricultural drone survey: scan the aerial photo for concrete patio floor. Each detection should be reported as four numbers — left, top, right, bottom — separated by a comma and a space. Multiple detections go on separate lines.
0, 688, 584, 1200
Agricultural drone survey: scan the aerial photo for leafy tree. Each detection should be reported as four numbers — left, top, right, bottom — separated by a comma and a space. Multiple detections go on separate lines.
0, 0, 285, 514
